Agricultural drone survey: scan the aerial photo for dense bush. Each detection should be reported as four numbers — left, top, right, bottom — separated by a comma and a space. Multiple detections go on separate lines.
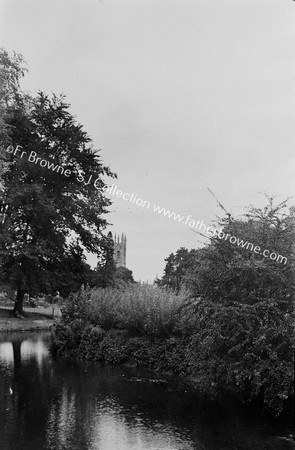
181, 300, 293, 413
61, 284, 186, 337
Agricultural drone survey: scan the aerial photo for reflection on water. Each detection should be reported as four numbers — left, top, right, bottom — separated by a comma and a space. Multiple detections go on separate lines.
0, 337, 47, 366
0, 332, 293, 450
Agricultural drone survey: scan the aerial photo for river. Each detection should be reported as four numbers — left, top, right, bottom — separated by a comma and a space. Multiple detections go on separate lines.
0, 331, 293, 450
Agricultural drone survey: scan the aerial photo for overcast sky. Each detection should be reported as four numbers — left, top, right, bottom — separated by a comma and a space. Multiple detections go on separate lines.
1, 0, 294, 281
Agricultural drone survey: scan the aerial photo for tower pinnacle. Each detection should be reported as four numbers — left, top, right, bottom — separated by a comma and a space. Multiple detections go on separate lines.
113, 232, 126, 267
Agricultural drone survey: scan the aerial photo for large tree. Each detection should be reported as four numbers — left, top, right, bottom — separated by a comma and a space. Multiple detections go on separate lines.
177, 198, 294, 415
0, 84, 116, 315
155, 247, 202, 292
0, 49, 27, 199
185, 197, 295, 304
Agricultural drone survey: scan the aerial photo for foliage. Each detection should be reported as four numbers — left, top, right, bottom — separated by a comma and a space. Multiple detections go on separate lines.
0, 49, 27, 201
61, 284, 186, 337
60, 285, 93, 325
155, 247, 203, 292
0, 48, 27, 108
92, 265, 136, 290
187, 198, 294, 305
94, 231, 116, 288
0, 73, 116, 312
113, 266, 135, 286
178, 299, 294, 414
180, 198, 295, 415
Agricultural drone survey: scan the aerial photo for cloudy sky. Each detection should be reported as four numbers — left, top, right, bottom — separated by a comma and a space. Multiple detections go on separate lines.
1, 0, 294, 281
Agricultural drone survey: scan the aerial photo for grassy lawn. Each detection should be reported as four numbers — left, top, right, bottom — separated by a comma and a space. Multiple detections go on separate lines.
0, 303, 61, 332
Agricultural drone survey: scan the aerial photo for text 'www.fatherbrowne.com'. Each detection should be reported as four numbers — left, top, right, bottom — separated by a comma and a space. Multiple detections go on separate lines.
1, 145, 288, 266
105, 184, 288, 265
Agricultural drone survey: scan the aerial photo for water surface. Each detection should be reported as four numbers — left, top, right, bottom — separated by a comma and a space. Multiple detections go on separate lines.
0, 332, 293, 450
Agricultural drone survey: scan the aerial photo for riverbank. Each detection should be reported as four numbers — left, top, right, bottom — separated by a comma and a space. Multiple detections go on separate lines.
0, 307, 60, 332
51, 321, 294, 431
51, 285, 294, 420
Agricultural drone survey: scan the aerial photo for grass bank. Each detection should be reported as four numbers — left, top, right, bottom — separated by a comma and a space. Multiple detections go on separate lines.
0, 306, 60, 332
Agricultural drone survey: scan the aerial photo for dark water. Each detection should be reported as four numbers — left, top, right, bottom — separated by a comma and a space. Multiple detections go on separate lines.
0, 332, 293, 450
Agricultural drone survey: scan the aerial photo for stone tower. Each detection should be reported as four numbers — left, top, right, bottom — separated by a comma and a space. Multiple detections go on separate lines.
113, 233, 126, 268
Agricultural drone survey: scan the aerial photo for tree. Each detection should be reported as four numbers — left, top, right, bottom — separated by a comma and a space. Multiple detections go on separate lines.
94, 231, 116, 288
187, 197, 294, 306
156, 247, 202, 292
46, 245, 95, 298
114, 266, 135, 287
179, 197, 294, 415
0, 49, 27, 202
0, 90, 116, 315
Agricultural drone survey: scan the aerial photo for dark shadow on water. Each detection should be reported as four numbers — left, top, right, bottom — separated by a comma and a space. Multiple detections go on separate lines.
0, 331, 293, 450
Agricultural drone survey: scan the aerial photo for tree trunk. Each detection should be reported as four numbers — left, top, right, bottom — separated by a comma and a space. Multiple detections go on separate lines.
13, 288, 26, 316
12, 340, 22, 372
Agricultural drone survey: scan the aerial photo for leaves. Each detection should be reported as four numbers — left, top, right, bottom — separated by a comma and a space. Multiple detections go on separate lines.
0, 59, 116, 298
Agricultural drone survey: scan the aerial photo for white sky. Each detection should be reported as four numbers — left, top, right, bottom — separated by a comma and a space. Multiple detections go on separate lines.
0, 0, 294, 281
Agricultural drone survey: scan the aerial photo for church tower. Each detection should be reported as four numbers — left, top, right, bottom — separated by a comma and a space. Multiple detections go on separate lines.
113, 233, 126, 268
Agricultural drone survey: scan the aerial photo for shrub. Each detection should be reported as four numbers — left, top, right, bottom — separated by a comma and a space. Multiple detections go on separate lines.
61, 284, 187, 337
61, 285, 92, 324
